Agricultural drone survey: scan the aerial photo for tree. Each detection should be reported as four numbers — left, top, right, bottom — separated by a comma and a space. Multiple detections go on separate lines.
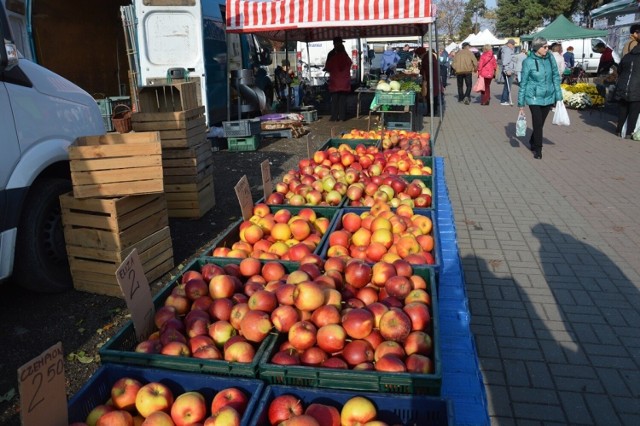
435, 0, 467, 41
459, 0, 487, 38
495, 0, 545, 36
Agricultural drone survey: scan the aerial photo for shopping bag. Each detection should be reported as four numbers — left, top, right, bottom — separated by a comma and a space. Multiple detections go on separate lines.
552, 100, 570, 126
472, 76, 485, 93
516, 111, 527, 137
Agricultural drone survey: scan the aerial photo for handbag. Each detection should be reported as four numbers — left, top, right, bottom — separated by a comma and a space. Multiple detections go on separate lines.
472, 76, 485, 93
552, 100, 570, 126
516, 110, 527, 137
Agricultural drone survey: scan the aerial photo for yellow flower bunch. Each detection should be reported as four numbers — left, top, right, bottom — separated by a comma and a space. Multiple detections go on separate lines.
589, 94, 605, 107
561, 83, 599, 95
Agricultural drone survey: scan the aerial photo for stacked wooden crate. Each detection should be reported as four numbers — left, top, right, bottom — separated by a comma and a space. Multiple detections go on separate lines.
63, 133, 174, 297
133, 82, 215, 219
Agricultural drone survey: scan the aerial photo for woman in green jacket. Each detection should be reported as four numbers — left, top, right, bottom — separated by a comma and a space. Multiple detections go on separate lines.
517, 37, 563, 159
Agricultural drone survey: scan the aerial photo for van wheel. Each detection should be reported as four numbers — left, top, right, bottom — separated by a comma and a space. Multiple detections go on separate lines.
14, 178, 72, 293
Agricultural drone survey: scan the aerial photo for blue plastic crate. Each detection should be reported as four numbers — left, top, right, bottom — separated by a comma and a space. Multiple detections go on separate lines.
67, 364, 264, 425
250, 385, 454, 426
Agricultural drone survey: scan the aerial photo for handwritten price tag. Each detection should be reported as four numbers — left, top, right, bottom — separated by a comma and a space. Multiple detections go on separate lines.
116, 248, 155, 343
18, 342, 67, 426
261, 160, 272, 201
235, 175, 253, 220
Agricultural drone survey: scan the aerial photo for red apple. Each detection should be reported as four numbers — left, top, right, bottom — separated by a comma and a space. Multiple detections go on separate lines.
240, 309, 273, 343
135, 382, 174, 418
271, 305, 300, 333
184, 278, 209, 301
405, 353, 434, 373
204, 406, 241, 426
171, 391, 207, 426
268, 394, 304, 425
140, 410, 173, 425
300, 346, 329, 366
374, 340, 406, 362
310, 304, 341, 328
341, 339, 375, 367
321, 356, 349, 369
209, 275, 237, 299
305, 403, 340, 426
154, 306, 178, 329
341, 308, 374, 340
248, 289, 278, 313
193, 344, 223, 360
208, 320, 237, 348
271, 348, 301, 365
160, 341, 191, 357
379, 307, 412, 342
208, 298, 234, 322
403, 330, 433, 356
224, 340, 256, 362
344, 261, 372, 289
316, 323, 347, 353
85, 404, 114, 426
403, 302, 432, 331
288, 320, 317, 351
211, 387, 249, 416
111, 377, 143, 411
96, 411, 133, 426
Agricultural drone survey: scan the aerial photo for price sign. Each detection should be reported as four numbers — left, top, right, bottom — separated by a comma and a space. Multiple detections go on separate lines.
235, 175, 253, 220
261, 160, 273, 201
116, 248, 155, 343
18, 342, 67, 426
306, 135, 312, 159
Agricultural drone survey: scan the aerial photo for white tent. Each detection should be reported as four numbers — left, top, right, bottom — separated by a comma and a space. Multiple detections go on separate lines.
445, 42, 459, 52
461, 33, 476, 45
467, 29, 505, 46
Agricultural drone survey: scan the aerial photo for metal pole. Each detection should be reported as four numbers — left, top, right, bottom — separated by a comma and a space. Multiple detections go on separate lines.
428, 24, 434, 138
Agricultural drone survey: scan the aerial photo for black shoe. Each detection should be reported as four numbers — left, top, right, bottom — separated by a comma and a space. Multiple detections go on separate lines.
534, 151, 542, 159
530, 145, 535, 152
615, 132, 621, 137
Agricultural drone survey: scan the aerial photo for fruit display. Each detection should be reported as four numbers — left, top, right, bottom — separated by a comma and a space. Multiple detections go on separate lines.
209, 205, 336, 261
379, 130, 432, 157
250, 384, 451, 425
67, 364, 264, 426
344, 173, 432, 208
322, 203, 437, 266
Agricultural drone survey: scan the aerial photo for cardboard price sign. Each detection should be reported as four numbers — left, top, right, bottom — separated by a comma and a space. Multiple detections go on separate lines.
261, 160, 273, 201
18, 342, 67, 426
116, 248, 155, 343
235, 175, 253, 220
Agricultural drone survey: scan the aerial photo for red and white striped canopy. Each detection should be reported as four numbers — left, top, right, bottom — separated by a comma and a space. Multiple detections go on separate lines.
226, 0, 434, 42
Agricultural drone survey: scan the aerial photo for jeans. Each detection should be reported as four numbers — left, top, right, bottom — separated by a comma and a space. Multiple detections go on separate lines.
616, 100, 640, 137
501, 71, 514, 103
528, 104, 553, 152
456, 73, 472, 101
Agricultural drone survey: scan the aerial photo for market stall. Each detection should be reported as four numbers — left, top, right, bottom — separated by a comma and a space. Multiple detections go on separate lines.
225, 0, 441, 137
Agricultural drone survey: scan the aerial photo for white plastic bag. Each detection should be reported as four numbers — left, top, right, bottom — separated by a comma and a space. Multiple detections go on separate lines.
552, 100, 570, 126
516, 111, 527, 137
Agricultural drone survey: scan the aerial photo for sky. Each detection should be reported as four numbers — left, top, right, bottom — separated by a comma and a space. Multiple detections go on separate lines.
487, 0, 496, 9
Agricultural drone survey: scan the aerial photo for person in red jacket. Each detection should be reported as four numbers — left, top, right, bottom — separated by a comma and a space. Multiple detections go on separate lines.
595, 42, 616, 76
477, 44, 498, 105
324, 37, 353, 121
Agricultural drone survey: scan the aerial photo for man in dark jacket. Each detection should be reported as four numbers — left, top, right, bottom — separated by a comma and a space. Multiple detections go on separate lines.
614, 24, 640, 138
595, 42, 616, 76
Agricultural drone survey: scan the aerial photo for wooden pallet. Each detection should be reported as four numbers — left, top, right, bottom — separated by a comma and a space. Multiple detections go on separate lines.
166, 174, 216, 219
60, 192, 169, 251
68, 226, 174, 298
68, 132, 164, 199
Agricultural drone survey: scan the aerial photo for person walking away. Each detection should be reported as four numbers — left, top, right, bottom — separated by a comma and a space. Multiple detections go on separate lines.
477, 44, 497, 105
438, 48, 450, 88
550, 43, 566, 77
614, 24, 640, 138
514, 48, 528, 84
622, 33, 638, 58
380, 45, 401, 77
419, 47, 441, 115
323, 37, 353, 121
451, 42, 477, 104
595, 42, 616, 76
562, 46, 575, 83
500, 39, 516, 105
517, 37, 562, 159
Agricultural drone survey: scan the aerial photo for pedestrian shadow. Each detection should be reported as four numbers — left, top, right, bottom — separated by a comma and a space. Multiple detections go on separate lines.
576, 104, 617, 134
463, 222, 639, 424
504, 123, 556, 150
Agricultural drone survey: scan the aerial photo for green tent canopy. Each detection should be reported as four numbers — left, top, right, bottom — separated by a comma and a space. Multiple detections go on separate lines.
521, 15, 607, 41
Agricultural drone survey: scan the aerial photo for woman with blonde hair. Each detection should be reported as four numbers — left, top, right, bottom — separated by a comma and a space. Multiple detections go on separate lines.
477, 44, 497, 105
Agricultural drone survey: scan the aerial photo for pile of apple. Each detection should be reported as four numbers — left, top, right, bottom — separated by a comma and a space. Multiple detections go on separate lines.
211, 205, 330, 261
267, 394, 383, 426
340, 128, 382, 140
267, 255, 434, 375
380, 130, 432, 157
345, 174, 432, 208
325, 202, 436, 265
380, 148, 432, 177
72, 377, 250, 426
135, 257, 301, 361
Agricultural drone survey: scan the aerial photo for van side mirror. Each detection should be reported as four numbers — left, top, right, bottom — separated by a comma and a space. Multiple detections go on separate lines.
2, 38, 19, 71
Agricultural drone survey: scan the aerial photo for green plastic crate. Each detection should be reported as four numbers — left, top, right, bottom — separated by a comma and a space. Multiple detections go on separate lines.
98, 257, 278, 377
228, 135, 260, 151
319, 137, 380, 151
375, 90, 416, 106
258, 266, 441, 395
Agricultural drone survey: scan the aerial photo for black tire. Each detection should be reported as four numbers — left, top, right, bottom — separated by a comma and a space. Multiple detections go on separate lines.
14, 178, 72, 293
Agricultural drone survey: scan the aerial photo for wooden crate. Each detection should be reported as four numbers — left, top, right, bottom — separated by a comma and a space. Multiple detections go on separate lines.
60, 192, 169, 251
131, 107, 207, 149
138, 82, 199, 113
162, 140, 214, 178
68, 132, 164, 199
165, 174, 216, 219
163, 162, 213, 185
67, 226, 174, 298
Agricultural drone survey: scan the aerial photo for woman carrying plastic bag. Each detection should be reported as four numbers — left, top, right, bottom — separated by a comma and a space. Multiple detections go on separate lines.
552, 100, 570, 126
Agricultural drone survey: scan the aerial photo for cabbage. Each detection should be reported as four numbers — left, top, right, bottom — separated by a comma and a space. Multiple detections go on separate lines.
377, 82, 391, 92
389, 81, 401, 91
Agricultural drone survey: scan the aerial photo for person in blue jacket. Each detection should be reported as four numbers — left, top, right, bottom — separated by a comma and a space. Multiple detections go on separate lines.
380, 45, 401, 77
517, 37, 563, 159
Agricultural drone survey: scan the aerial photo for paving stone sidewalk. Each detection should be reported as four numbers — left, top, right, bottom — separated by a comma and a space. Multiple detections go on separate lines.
432, 79, 640, 425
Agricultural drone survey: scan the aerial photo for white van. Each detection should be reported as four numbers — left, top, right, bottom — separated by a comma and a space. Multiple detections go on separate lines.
561, 38, 620, 75
1, 2, 105, 292
296, 38, 369, 88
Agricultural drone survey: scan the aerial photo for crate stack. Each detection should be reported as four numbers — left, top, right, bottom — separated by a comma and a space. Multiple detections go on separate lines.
62, 132, 174, 297
132, 82, 215, 218
222, 118, 262, 151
